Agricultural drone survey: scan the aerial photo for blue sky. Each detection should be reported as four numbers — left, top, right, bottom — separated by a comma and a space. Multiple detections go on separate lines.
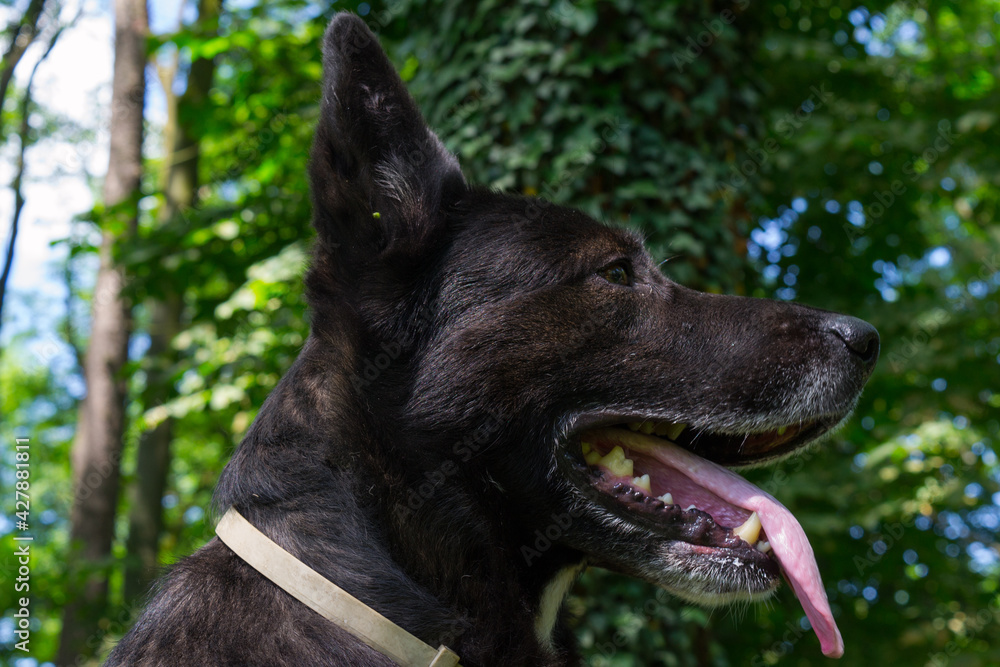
0, 0, 183, 367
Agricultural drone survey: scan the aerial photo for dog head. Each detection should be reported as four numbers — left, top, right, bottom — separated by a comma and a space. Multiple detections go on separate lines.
307, 14, 877, 658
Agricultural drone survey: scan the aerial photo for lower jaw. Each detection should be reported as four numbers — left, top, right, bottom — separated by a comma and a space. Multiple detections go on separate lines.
562, 491, 782, 603
658, 542, 782, 604
574, 430, 772, 549
563, 429, 783, 596
558, 423, 846, 658
588, 471, 748, 548
584, 529, 782, 606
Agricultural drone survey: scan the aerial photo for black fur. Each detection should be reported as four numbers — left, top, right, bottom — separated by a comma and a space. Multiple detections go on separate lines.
106, 14, 878, 666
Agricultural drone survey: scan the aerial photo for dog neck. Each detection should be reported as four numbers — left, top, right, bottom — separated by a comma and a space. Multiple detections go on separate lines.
216, 507, 462, 667
214, 342, 587, 665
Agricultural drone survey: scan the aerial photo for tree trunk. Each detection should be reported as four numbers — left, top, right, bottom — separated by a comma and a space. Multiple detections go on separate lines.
57, 0, 147, 662
122, 0, 218, 603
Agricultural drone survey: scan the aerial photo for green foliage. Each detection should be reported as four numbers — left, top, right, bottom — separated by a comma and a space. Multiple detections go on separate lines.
0, 332, 76, 663
386, 0, 763, 294
696, 2, 1000, 665
1, 1, 998, 665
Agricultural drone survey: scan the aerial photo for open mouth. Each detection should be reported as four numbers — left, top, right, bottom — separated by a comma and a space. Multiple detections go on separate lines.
659, 418, 828, 466
562, 419, 844, 659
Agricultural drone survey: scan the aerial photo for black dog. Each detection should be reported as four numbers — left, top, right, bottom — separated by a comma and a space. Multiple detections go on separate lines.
107, 13, 877, 666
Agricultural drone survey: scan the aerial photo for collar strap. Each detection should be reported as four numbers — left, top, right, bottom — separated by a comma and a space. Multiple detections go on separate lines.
216, 508, 462, 667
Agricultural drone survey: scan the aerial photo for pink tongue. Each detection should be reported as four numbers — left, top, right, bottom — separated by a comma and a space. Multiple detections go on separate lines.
602, 429, 844, 658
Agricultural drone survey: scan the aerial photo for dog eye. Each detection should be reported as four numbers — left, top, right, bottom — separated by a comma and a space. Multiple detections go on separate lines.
598, 262, 632, 286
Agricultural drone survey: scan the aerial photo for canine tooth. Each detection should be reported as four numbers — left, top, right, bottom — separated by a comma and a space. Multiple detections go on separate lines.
756, 540, 772, 553
657, 493, 674, 505
584, 450, 602, 465
652, 422, 687, 440
582, 441, 592, 454
631, 474, 651, 493
664, 423, 687, 440
733, 511, 762, 544
639, 422, 655, 434
598, 446, 634, 477
627, 422, 642, 431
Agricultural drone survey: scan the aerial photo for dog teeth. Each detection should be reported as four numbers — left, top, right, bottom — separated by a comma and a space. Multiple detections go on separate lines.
733, 511, 762, 544
657, 492, 674, 505
623, 421, 689, 437
663, 423, 686, 440
620, 421, 687, 440
631, 474, 651, 493
598, 446, 634, 477
756, 540, 772, 554
581, 441, 602, 464
684, 505, 697, 511
652, 422, 686, 440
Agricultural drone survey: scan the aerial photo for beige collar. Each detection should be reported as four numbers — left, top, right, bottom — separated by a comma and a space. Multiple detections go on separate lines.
216, 508, 462, 667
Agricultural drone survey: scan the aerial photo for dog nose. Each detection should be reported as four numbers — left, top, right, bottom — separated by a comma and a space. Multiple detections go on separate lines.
828, 315, 879, 367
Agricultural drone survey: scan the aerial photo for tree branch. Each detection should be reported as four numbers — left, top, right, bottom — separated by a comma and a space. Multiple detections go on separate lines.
0, 9, 72, 334
0, 0, 49, 143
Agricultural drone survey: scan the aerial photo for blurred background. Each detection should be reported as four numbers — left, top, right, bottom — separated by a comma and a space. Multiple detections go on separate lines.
0, 0, 998, 665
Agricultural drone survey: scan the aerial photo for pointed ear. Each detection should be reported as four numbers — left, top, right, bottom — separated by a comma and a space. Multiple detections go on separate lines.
309, 13, 465, 262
